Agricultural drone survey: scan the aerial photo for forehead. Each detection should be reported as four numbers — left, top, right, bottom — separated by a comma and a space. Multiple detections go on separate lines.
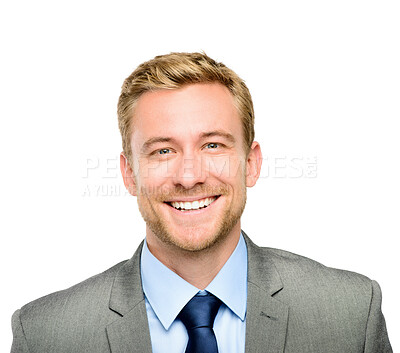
131, 83, 242, 146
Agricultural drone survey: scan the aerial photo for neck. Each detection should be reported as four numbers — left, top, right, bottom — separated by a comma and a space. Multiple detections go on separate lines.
145, 224, 241, 290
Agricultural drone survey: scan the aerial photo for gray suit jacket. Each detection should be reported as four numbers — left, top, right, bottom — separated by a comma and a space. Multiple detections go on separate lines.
11, 232, 392, 352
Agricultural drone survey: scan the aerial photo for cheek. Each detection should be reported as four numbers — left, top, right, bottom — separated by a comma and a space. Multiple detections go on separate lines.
207, 156, 245, 180
205, 156, 229, 178
136, 161, 171, 188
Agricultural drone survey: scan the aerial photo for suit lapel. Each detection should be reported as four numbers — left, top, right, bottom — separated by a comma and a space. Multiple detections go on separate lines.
243, 232, 289, 353
105, 234, 289, 353
106, 304, 152, 353
106, 241, 153, 353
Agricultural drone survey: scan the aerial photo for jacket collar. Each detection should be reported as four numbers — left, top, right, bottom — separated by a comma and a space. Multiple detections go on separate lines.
243, 231, 284, 296
106, 233, 289, 353
106, 241, 153, 353
108, 241, 145, 316
243, 231, 289, 353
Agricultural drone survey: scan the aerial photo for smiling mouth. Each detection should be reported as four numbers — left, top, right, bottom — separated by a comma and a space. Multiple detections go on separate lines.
165, 196, 220, 212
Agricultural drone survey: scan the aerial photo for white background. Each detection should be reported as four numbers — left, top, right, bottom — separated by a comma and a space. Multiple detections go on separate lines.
1, 0, 398, 351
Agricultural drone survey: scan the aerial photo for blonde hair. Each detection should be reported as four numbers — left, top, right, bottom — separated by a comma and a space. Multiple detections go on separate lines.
117, 52, 255, 164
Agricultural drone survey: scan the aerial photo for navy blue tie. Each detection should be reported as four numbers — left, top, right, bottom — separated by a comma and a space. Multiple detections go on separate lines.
178, 293, 222, 353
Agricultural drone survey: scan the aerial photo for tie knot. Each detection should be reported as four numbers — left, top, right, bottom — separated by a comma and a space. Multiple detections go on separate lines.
178, 293, 222, 330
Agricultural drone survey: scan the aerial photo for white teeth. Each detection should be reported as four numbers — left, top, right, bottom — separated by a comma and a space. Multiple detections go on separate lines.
170, 196, 217, 211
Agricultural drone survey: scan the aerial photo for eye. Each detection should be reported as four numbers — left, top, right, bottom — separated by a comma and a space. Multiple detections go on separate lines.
158, 148, 171, 155
205, 143, 219, 149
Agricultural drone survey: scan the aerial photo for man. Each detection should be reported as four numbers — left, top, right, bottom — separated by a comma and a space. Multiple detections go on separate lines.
11, 52, 392, 352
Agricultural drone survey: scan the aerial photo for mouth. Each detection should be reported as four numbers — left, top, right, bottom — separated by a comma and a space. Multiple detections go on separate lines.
164, 195, 221, 212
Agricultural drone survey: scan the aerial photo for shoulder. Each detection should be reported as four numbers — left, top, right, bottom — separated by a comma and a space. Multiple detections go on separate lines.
249, 243, 393, 350
243, 230, 376, 301
263, 245, 373, 292
11, 260, 134, 351
17, 260, 128, 326
252, 244, 377, 319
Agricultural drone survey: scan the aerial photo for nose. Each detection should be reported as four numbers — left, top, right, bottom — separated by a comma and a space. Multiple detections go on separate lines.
172, 153, 206, 189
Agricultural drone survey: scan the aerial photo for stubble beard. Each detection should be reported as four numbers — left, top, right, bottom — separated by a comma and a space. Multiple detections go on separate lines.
137, 183, 247, 253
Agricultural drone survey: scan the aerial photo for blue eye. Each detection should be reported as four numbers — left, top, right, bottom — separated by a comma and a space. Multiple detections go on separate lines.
158, 148, 171, 155
206, 143, 219, 149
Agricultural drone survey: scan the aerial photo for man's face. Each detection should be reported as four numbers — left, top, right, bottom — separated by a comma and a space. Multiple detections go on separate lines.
121, 83, 261, 252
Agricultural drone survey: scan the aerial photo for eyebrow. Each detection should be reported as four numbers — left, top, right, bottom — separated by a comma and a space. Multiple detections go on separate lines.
141, 130, 236, 153
200, 130, 236, 144
141, 137, 175, 153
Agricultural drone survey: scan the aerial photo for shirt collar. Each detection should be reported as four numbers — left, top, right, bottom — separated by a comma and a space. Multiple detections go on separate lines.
140, 233, 248, 330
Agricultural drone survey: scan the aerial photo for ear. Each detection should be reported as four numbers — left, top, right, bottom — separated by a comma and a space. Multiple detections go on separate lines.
120, 152, 137, 196
246, 141, 262, 187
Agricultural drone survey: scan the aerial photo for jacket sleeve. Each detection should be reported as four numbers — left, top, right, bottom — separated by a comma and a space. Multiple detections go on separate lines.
363, 280, 392, 353
11, 309, 30, 353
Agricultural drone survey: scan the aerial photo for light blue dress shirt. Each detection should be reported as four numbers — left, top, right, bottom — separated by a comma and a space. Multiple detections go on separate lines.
140, 233, 248, 353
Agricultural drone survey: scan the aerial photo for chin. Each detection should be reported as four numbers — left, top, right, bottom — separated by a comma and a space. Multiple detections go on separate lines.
165, 227, 221, 252
142, 196, 244, 253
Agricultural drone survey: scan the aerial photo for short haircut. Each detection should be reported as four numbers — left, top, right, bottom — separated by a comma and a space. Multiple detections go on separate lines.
117, 52, 255, 164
